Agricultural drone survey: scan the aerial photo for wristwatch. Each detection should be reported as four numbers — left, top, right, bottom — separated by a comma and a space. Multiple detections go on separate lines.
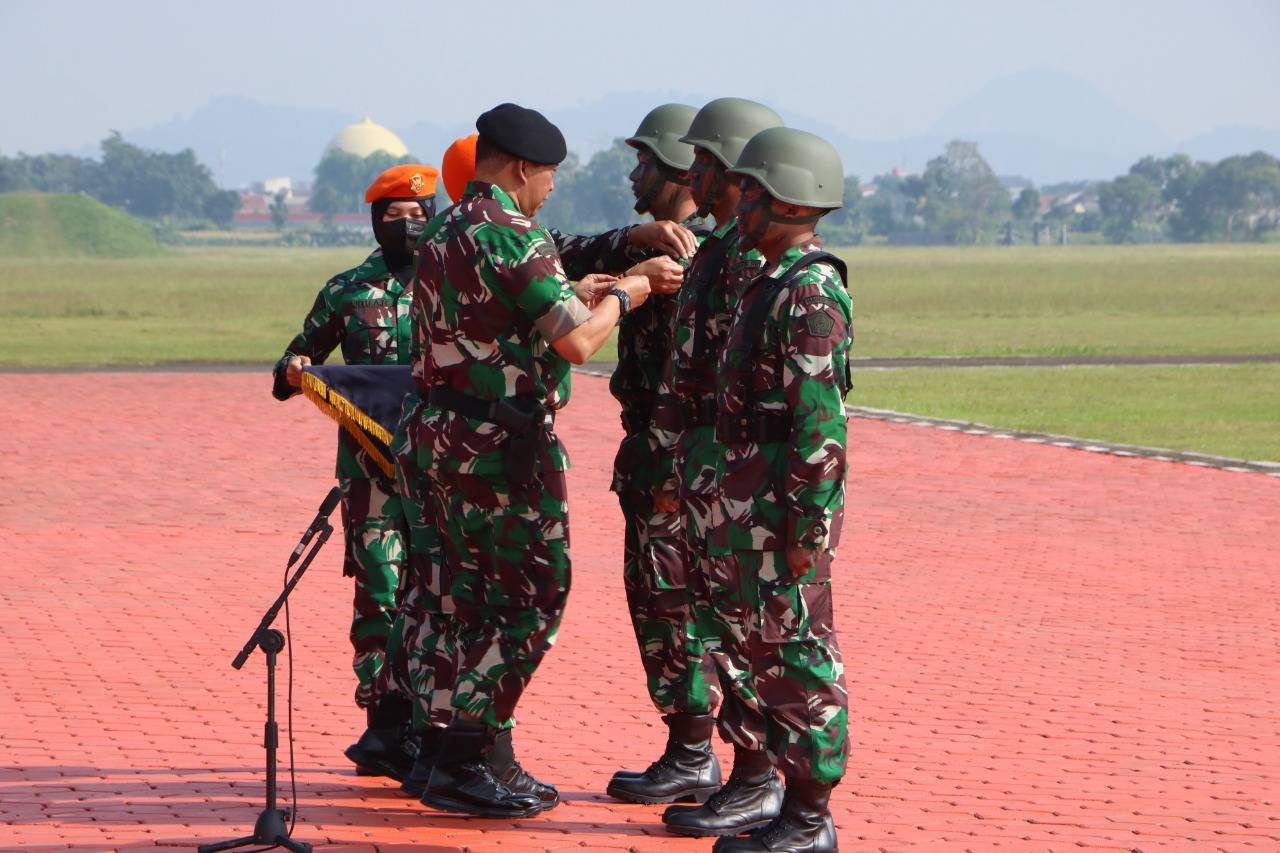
608, 287, 632, 319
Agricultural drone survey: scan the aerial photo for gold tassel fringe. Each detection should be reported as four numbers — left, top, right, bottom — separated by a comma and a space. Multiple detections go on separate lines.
300, 370, 397, 479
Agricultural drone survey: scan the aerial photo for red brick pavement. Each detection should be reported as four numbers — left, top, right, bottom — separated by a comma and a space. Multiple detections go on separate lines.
0, 372, 1277, 852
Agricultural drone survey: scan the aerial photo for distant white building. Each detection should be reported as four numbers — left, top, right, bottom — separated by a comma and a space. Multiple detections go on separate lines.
262, 176, 292, 197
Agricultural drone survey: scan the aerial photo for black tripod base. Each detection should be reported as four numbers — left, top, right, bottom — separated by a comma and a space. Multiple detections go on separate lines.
197, 807, 311, 853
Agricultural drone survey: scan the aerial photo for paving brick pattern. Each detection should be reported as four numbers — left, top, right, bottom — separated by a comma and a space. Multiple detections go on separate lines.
0, 372, 1277, 852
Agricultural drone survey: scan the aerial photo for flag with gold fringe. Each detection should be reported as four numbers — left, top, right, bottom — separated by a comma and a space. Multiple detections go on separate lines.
299, 365, 413, 479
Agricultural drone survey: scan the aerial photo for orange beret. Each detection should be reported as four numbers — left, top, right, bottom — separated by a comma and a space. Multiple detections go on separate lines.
442, 134, 478, 202
364, 163, 439, 203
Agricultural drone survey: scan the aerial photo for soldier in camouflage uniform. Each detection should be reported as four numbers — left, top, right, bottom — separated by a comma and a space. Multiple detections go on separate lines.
272, 164, 438, 779
636, 99, 795, 840
394, 132, 694, 806
606, 104, 728, 806
413, 104, 659, 819
708, 128, 852, 853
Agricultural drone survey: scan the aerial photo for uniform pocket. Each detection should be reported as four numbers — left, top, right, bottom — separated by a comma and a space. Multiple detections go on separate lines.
647, 535, 688, 590
760, 580, 834, 643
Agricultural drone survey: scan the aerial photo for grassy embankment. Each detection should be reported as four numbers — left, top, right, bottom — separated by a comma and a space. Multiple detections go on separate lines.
0, 192, 161, 258
0, 242, 1276, 460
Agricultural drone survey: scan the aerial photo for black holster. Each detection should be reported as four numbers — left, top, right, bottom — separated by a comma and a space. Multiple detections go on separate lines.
489, 396, 546, 487
428, 386, 550, 487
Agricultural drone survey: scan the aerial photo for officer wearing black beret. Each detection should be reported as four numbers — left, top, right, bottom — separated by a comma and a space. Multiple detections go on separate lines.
410, 103, 654, 818
475, 102, 568, 165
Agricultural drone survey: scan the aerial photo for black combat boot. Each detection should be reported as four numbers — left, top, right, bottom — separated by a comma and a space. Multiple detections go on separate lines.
712, 779, 837, 852
663, 745, 782, 837
488, 727, 560, 811
606, 713, 722, 804
420, 720, 543, 818
399, 726, 444, 797
344, 694, 418, 781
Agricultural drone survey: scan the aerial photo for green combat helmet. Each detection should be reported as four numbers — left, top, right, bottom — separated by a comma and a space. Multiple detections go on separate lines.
728, 126, 844, 209
681, 97, 784, 168
626, 103, 698, 170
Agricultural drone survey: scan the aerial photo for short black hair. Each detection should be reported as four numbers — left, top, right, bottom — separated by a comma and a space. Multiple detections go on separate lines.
475, 136, 510, 168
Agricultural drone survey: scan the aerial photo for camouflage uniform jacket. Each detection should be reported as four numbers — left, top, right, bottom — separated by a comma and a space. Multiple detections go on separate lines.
610, 216, 708, 492
648, 219, 764, 499
710, 238, 852, 554
272, 249, 413, 479
414, 180, 592, 477
408, 219, 638, 393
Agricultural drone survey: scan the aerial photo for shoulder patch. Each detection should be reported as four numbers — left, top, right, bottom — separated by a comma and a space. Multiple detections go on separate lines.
804, 311, 835, 338
801, 294, 840, 310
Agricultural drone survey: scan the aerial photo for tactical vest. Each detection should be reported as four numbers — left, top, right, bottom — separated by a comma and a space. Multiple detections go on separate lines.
673, 224, 738, 404
716, 251, 850, 445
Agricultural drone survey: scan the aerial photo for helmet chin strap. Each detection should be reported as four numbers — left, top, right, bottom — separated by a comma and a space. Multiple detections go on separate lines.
739, 194, 824, 252
632, 171, 663, 214
695, 167, 725, 219
636, 160, 691, 214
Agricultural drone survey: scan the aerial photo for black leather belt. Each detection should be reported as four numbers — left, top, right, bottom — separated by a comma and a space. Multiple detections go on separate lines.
716, 410, 792, 444
679, 397, 718, 429
428, 386, 553, 429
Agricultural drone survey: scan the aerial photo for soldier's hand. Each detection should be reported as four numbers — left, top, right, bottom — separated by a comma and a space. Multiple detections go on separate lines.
285, 355, 312, 388
627, 256, 685, 296
786, 546, 819, 578
629, 220, 698, 260
616, 274, 652, 310
653, 488, 679, 514
574, 273, 619, 307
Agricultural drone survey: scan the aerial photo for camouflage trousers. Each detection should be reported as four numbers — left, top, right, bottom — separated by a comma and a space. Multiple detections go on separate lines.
618, 490, 718, 716
711, 549, 848, 784
427, 466, 571, 730
383, 401, 454, 731
684, 500, 769, 750
339, 475, 407, 709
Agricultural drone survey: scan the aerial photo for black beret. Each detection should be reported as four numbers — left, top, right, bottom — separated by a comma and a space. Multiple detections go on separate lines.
476, 102, 567, 166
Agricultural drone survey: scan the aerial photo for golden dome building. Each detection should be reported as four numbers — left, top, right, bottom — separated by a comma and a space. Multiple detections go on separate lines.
325, 116, 409, 159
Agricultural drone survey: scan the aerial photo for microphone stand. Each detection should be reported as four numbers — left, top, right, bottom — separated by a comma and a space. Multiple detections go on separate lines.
198, 517, 333, 853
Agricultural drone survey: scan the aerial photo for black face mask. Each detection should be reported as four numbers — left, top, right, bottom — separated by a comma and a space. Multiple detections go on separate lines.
371, 196, 435, 264
376, 216, 428, 258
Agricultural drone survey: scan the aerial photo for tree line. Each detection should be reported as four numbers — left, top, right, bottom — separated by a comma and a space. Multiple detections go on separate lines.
5, 132, 1276, 246
533, 139, 1280, 246
1096, 152, 1280, 243
0, 133, 241, 226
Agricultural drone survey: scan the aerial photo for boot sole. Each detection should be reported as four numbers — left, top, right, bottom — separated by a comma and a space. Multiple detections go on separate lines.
399, 778, 427, 797
664, 816, 773, 837
344, 746, 409, 782
533, 794, 561, 812
605, 782, 721, 805
419, 792, 542, 819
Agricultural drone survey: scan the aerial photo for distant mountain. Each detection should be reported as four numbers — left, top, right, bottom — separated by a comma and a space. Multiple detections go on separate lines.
934, 70, 1166, 153
1175, 125, 1280, 163
94, 80, 1280, 190
122, 95, 359, 188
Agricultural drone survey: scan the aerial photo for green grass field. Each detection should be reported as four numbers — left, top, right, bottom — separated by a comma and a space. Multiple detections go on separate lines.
1, 242, 1277, 459
851, 364, 1280, 462
844, 243, 1280, 357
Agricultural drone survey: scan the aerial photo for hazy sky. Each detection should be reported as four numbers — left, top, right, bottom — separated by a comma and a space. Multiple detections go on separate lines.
3, 0, 1278, 154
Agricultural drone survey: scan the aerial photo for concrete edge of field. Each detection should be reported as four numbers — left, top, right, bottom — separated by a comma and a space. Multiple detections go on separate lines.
573, 366, 1280, 478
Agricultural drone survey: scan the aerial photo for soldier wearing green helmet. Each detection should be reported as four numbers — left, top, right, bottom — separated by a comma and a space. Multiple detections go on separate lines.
606, 103, 724, 806
703, 126, 853, 853
635, 97, 793, 839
